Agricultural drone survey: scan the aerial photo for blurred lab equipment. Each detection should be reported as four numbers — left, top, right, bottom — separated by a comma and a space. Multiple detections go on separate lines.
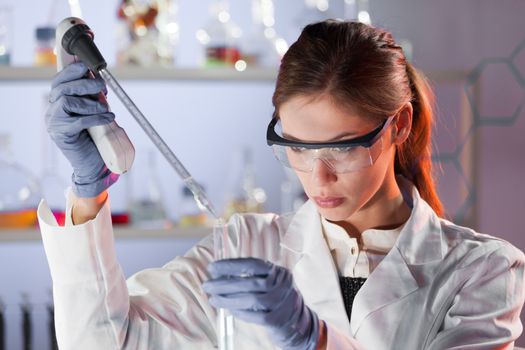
0, 134, 41, 229
295, 0, 339, 33
196, 0, 242, 67
0, 297, 4, 350
127, 150, 170, 228
116, 0, 179, 66
47, 295, 58, 350
56, 18, 135, 176
35, 26, 56, 66
344, 0, 372, 24
240, 0, 288, 68
224, 147, 267, 219
0, 7, 11, 65
280, 167, 307, 214
20, 294, 31, 350
178, 186, 208, 227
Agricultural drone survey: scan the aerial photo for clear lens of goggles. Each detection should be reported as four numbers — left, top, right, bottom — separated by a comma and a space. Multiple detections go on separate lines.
271, 138, 384, 173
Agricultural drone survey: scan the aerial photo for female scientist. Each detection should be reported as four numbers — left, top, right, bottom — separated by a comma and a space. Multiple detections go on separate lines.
39, 20, 525, 349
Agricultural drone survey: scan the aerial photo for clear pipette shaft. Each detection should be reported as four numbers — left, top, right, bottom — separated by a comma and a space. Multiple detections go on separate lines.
99, 67, 233, 350
98, 68, 218, 219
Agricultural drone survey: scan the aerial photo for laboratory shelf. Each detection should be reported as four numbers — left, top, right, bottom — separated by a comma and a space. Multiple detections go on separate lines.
0, 225, 210, 242
0, 66, 279, 81
0, 66, 470, 82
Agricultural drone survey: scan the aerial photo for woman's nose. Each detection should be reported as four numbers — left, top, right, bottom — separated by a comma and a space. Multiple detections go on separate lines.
310, 158, 337, 185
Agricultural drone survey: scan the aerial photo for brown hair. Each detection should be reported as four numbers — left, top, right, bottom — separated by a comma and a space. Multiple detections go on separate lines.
272, 20, 444, 217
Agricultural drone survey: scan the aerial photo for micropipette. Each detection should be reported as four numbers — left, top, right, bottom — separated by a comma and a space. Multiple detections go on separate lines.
56, 17, 217, 219
57, 17, 232, 349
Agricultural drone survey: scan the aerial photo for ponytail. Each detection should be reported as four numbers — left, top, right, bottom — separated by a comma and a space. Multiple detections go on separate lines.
396, 63, 444, 217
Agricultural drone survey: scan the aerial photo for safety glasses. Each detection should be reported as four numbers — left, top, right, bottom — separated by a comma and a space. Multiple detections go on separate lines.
266, 115, 395, 173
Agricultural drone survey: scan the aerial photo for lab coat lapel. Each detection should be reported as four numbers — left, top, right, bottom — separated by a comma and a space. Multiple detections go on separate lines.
349, 246, 419, 335
280, 201, 352, 335
350, 179, 446, 336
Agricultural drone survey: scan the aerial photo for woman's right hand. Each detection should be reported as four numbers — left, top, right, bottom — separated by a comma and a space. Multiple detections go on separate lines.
45, 62, 119, 198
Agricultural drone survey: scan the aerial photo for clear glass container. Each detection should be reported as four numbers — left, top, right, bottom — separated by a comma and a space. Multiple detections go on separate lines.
196, 0, 242, 67
240, 0, 288, 68
0, 134, 41, 229
34, 26, 56, 67
127, 150, 170, 229
223, 147, 266, 219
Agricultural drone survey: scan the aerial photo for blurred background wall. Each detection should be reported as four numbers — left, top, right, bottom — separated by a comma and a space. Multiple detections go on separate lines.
0, 0, 524, 348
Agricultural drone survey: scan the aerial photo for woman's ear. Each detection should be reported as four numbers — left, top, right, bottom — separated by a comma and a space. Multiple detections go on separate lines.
393, 102, 413, 145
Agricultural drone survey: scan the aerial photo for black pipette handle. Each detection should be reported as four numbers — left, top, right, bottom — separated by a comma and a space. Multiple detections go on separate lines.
61, 21, 107, 72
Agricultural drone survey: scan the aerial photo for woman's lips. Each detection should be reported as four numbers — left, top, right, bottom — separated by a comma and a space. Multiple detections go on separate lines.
313, 196, 345, 208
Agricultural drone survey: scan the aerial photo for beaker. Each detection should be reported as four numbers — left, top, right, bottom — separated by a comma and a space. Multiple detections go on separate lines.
0, 134, 41, 228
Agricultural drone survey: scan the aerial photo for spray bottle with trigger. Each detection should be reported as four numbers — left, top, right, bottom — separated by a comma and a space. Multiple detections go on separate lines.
55, 17, 135, 174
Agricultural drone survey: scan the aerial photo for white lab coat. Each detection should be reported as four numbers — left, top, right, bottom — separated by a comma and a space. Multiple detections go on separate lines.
38, 178, 525, 349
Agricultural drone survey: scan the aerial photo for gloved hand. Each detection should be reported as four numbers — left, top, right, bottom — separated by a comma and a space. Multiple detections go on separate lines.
45, 62, 119, 197
202, 258, 320, 350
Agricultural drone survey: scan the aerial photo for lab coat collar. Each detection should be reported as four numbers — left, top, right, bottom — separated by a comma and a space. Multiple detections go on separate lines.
351, 178, 445, 334
280, 177, 445, 262
280, 177, 446, 336
393, 176, 446, 265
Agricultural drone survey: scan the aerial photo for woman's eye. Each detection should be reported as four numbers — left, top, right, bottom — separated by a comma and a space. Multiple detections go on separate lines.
330, 147, 353, 153
290, 146, 308, 153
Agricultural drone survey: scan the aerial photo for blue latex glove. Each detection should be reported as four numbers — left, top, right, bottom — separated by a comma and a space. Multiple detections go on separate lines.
45, 62, 119, 197
202, 258, 320, 350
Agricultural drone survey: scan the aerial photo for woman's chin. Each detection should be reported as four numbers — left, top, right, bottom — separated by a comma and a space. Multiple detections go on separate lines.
316, 205, 355, 222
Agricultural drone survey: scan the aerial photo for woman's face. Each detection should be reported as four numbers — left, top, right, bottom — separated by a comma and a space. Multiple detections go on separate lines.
278, 94, 398, 222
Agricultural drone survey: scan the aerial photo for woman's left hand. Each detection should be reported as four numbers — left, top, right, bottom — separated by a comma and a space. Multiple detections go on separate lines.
202, 257, 320, 350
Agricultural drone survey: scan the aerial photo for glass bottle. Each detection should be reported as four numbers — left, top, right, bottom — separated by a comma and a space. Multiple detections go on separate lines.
223, 147, 266, 219
116, 0, 179, 66
0, 134, 41, 229
155, 0, 180, 66
127, 150, 170, 229
34, 26, 56, 67
240, 0, 288, 68
196, 0, 242, 67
